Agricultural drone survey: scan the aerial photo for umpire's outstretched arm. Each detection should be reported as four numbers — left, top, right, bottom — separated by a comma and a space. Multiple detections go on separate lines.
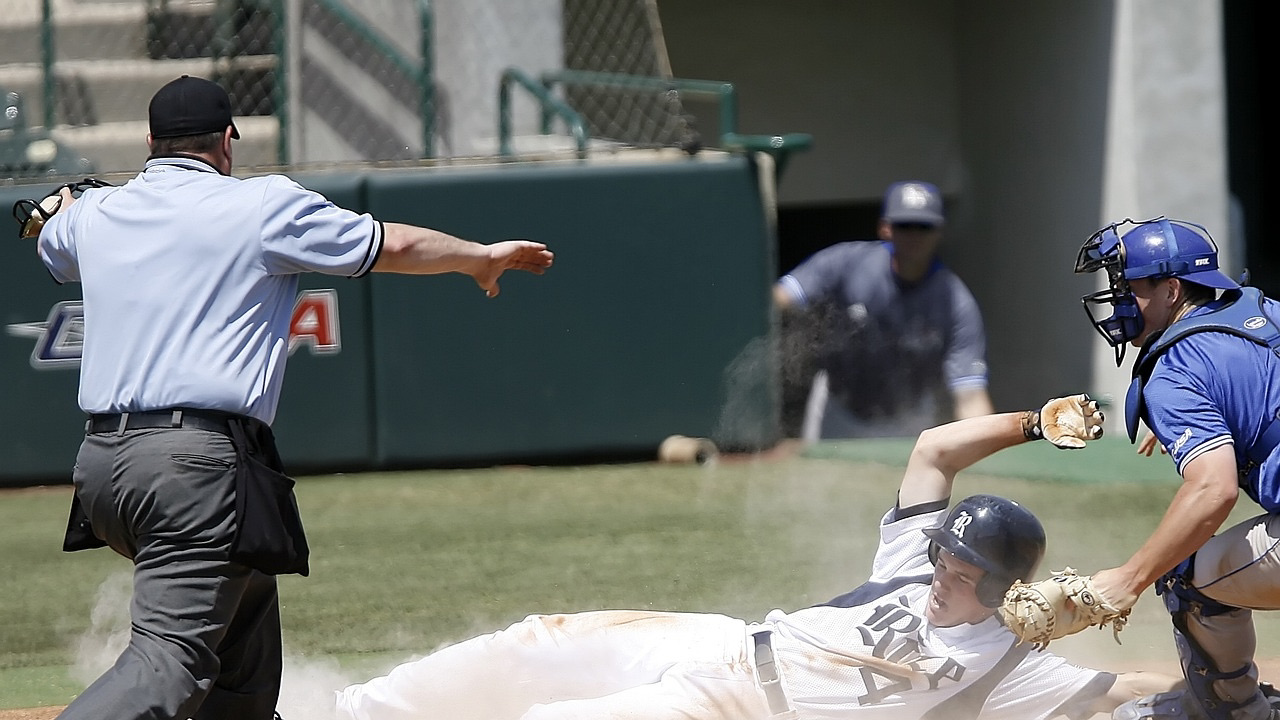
375, 222, 554, 298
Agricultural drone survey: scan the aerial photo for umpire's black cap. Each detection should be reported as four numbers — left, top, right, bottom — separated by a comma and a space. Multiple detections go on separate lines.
149, 75, 241, 140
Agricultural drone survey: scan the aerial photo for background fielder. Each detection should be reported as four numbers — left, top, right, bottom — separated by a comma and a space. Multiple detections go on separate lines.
774, 180, 993, 440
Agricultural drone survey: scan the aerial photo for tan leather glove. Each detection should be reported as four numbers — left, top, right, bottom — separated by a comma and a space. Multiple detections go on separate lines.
999, 567, 1130, 650
1021, 393, 1105, 449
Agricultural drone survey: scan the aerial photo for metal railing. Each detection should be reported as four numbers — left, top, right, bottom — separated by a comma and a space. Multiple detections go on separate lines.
498, 69, 813, 173
498, 68, 589, 159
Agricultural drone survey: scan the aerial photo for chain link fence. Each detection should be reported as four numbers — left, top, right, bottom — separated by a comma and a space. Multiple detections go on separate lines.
562, 0, 697, 151
1, 0, 709, 182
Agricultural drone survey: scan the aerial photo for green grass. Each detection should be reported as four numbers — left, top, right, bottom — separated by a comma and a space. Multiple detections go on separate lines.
3, 446, 1277, 711
2, 459, 885, 709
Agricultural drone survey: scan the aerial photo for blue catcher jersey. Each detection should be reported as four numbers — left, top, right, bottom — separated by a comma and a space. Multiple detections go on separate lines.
1137, 289, 1280, 512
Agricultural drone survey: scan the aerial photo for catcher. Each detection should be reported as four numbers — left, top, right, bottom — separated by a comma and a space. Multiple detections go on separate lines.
328, 396, 1178, 720
1075, 218, 1280, 720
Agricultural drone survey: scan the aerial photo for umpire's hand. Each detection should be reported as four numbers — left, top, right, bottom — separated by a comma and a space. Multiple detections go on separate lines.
473, 239, 554, 298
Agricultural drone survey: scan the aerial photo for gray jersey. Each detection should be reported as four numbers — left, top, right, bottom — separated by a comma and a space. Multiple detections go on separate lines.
778, 241, 988, 428
38, 157, 382, 424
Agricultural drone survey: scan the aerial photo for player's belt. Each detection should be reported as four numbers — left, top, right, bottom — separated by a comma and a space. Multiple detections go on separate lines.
751, 629, 797, 718
86, 408, 239, 436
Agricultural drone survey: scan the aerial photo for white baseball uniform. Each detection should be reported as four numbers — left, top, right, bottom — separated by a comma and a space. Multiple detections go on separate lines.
333, 502, 1113, 720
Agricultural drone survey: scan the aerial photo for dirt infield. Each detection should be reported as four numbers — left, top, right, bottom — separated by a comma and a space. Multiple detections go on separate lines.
0, 709, 61, 720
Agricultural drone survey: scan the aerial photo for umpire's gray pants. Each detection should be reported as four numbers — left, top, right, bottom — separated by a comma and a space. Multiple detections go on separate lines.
56, 427, 282, 720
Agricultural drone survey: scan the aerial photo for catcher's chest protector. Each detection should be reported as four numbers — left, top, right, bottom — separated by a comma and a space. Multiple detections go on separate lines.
1126, 287, 1280, 449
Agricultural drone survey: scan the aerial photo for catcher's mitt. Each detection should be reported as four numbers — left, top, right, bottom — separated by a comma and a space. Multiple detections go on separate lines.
12, 177, 112, 239
998, 567, 1130, 650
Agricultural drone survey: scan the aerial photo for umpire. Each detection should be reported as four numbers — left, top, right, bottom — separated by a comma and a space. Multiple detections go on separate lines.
34, 75, 553, 720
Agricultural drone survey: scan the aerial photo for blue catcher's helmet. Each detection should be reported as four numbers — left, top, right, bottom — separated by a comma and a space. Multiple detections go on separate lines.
922, 494, 1046, 607
1075, 217, 1239, 364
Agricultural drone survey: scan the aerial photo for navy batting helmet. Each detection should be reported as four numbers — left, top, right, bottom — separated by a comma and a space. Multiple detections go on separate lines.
923, 494, 1046, 608
1075, 217, 1238, 364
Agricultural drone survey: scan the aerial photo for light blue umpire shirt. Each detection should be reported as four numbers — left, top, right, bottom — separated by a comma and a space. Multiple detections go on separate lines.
37, 157, 383, 425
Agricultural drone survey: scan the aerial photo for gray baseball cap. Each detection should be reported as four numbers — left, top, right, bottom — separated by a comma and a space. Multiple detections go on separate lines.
883, 181, 944, 226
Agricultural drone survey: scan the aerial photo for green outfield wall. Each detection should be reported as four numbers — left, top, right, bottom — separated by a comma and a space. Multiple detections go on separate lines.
0, 154, 778, 484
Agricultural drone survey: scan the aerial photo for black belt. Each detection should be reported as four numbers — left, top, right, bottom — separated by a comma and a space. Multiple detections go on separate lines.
751, 630, 795, 718
86, 408, 239, 436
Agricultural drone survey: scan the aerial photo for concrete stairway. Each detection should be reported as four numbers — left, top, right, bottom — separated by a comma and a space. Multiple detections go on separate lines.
0, 0, 280, 178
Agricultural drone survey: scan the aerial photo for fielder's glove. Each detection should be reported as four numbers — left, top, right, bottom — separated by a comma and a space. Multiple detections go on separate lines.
1021, 393, 1105, 449
12, 177, 112, 239
998, 567, 1131, 650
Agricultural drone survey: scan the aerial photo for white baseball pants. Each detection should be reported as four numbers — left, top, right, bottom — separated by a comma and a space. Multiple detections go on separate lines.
334, 610, 778, 720
1185, 511, 1280, 706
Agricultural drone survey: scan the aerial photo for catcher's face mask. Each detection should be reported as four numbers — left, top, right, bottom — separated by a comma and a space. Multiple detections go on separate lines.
1076, 216, 1241, 366
12, 177, 112, 240
1076, 221, 1144, 365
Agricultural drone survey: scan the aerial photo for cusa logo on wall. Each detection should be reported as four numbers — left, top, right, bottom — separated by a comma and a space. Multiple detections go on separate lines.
6, 289, 341, 370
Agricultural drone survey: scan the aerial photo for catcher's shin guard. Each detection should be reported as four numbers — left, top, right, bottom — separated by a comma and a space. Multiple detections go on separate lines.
1170, 621, 1261, 720
1157, 561, 1267, 720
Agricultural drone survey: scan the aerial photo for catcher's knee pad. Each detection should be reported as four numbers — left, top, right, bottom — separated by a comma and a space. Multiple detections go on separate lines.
1155, 557, 1235, 619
